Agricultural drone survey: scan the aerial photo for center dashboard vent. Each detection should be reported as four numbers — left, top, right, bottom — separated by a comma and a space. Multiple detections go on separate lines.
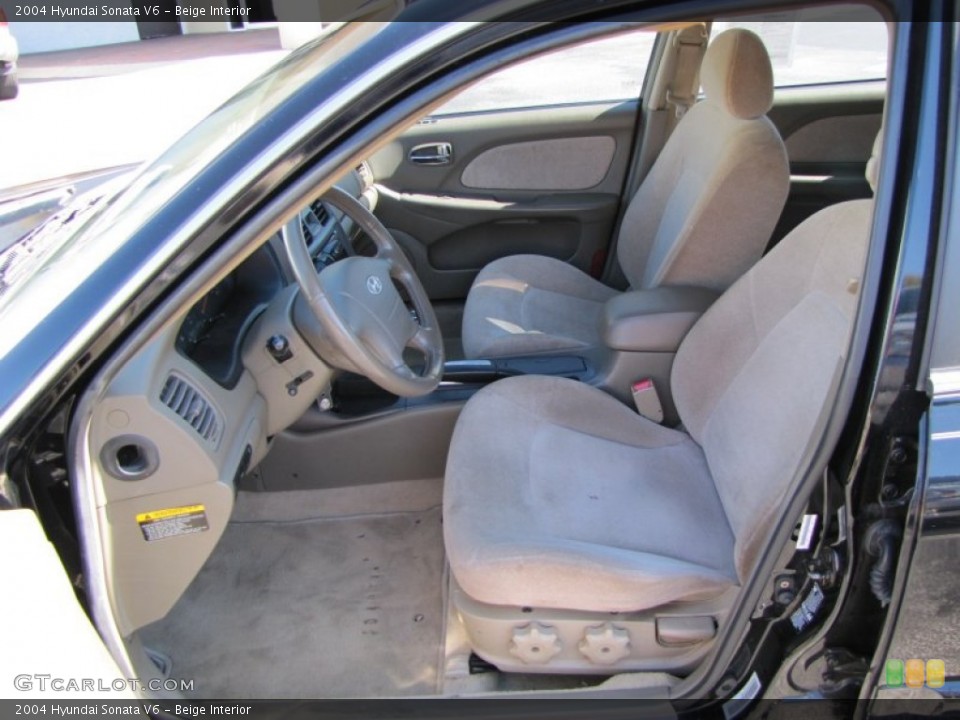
159, 373, 222, 446
300, 200, 330, 247
310, 200, 330, 225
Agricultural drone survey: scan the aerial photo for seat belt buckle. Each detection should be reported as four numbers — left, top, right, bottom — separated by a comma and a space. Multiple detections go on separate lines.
631, 378, 664, 423
665, 89, 695, 119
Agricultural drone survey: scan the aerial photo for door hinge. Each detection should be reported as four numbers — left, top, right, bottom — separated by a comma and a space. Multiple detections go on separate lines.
819, 648, 870, 698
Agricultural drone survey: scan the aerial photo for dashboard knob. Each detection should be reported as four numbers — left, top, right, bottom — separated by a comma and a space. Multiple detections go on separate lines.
267, 335, 293, 363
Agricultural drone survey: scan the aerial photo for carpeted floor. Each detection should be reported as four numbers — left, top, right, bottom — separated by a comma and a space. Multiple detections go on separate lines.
140, 497, 445, 699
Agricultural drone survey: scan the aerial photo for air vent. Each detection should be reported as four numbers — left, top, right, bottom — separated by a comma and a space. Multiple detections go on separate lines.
300, 216, 314, 246
310, 200, 330, 225
159, 373, 222, 445
300, 200, 330, 247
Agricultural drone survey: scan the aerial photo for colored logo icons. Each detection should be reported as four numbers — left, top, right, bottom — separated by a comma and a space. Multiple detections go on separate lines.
885, 658, 946, 689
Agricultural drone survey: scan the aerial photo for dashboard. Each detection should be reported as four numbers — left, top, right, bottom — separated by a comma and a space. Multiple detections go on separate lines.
176, 246, 284, 389
175, 177, 363, 388
88, 168, 375, 633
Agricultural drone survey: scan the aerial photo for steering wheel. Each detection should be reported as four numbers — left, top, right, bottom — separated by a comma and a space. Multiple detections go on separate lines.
284, 185, 444, 397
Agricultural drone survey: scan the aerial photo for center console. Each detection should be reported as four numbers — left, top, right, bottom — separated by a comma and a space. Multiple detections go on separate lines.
591, 285, 719, 422
441, 355, 591, 384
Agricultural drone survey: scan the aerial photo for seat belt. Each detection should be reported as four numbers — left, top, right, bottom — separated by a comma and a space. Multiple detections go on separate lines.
665, 24, 709, 120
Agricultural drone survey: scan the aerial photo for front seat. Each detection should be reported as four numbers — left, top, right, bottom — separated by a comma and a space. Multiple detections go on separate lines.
461, 28, 790, 359
443, 132, 882, 674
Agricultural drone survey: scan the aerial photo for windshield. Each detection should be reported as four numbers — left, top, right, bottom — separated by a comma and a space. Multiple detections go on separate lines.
0, 22, 385, 361
83, 23, 381, 240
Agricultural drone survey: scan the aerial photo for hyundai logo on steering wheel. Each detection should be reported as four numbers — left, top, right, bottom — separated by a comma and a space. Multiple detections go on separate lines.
366, 275, 383, 295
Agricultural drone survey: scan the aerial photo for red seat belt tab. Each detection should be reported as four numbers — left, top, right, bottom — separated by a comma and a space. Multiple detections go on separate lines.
631, 378, 664, 423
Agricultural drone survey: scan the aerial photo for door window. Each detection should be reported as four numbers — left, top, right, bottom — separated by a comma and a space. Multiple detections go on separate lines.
714, 6, 888, 88
435, 28, 657, 115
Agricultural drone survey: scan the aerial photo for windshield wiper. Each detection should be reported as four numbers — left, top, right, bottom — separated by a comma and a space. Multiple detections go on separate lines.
0, 192, 110, 299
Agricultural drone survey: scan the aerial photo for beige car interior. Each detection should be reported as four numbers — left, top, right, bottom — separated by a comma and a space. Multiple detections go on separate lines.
74, 16, 888, 699
461, 28, 790, 359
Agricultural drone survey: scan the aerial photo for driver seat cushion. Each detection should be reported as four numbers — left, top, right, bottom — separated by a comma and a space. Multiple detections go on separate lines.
461, 254, 619, 359
443, 374, 738, 613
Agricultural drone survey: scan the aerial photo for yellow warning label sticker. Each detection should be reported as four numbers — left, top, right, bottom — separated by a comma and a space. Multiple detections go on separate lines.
136, 505, 205, 523
136, 505, 209, 542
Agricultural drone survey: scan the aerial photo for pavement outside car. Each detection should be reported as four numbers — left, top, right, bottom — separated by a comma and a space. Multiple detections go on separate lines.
0, 27, 289, 191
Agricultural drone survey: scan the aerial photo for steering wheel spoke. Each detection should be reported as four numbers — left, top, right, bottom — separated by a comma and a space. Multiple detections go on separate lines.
364, 329, 407, 373
409, 323, 439, 355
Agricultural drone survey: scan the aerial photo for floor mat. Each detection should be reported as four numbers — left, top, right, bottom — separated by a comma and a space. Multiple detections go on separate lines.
141, 506, 445, 699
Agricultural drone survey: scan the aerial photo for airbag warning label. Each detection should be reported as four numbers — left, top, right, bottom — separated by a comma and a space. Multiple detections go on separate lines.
137, 505, 209, 542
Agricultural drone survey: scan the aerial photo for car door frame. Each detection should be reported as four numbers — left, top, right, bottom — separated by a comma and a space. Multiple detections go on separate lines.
0, 2, 947, 709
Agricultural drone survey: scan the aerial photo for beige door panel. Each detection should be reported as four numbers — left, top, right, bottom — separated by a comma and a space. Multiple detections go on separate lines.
374, 187, 619, 299
369, 101, 638, 299
766, 82, 885, 246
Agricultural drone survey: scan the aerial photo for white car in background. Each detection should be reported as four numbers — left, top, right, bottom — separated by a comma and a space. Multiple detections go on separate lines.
0, 8, 18, 100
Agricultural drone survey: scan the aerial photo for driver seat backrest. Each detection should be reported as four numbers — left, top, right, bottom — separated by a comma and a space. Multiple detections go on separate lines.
617, 28, 790, 292
671, 130, 882, 580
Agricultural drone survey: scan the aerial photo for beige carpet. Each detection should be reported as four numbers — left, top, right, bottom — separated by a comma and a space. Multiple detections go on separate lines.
141, 498, 445, 699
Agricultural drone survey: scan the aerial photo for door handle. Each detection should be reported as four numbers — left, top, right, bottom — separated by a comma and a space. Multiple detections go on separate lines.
409, 142, 453, 166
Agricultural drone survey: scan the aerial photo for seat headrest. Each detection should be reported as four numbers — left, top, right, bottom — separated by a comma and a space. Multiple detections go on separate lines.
701, 29, 774, 120
866, 129, 883, 193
